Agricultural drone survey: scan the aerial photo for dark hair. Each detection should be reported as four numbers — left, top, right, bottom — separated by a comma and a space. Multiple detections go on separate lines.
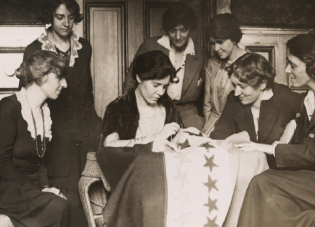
16, 50, 67, 87
229, 53, 275, 89
208, 13, 242, 43
287, 33, 315, 77
39, 0, 83, 24
132, 50, 176, 83
161, 2, 198, 32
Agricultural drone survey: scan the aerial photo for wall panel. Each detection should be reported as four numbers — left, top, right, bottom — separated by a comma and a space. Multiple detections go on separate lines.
85, 1, 127, 118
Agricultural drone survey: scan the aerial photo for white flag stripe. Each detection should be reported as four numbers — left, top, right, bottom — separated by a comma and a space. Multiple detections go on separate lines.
164, 144, 232, 227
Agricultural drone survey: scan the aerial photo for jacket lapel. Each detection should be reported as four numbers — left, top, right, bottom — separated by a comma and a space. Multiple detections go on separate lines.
257, 100, 279, 143
181, 54, 200, 98
234, 106, 257, 142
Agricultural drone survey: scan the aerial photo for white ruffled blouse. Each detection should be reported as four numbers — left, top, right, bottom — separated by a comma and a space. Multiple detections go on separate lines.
16, 88, 52, 141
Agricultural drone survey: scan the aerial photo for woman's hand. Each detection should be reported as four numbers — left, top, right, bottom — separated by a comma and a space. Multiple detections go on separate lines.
157, 123, 180, 140
234, 142, 275, 155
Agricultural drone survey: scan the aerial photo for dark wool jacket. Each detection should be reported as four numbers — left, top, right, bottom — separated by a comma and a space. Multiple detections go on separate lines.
100, 88, 184, 146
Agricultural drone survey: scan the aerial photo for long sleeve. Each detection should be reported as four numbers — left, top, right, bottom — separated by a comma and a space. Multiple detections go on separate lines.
203, 65, 213, 120
0, 98, 40, 191
210, 92, 237, 139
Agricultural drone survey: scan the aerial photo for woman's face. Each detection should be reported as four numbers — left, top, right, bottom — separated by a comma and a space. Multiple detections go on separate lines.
285, 49, 311, 88
168, 25, 191, 51
40, 72, 67, 100
52, 4, 75, 38
137, 75, 170, 105
230, 74, 265, 106
210, 37, 236, 60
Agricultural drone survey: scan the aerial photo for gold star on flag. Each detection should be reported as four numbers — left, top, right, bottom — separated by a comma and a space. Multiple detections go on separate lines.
173, 151, 191, 167
204, 196, 218, 213
204, 215, 219, 227
174, 167, 189, 187
204, 154, 218, 172
199, 142, 215, 152
178, 139, 190, 149
203, 175, 218, 193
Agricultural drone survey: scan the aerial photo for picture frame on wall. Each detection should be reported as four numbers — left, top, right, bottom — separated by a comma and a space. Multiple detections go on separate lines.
245, 45, 276, 70
0, 0, 44, 26
0, 47, 24, 94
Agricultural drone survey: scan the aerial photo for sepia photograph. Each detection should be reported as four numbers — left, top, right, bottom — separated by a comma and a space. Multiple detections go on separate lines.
0, 0, 314, 226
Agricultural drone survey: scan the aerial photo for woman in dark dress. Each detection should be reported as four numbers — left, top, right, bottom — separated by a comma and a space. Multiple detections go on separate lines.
237, 33, 315, 227
0, 51, 68, 227
211, 53, 302, 167
19, 1, 101, 225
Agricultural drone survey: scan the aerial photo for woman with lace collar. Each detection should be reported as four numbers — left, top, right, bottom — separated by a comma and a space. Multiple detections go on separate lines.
19, 1, 101, 226
0, 51, 69, 227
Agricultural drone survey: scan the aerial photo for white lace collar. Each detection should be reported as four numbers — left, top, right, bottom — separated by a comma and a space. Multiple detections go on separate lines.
157, 35, 195, 55
38, 29, 82, 67
16, 88, 52, 141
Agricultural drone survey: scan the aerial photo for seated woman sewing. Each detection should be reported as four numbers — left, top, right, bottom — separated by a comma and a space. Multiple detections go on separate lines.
100, 50, 184, 151
210, 53, 302, 167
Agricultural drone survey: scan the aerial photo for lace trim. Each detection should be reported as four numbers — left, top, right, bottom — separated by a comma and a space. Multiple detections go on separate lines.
38, 29, 82, 67
16, 88, 52, 141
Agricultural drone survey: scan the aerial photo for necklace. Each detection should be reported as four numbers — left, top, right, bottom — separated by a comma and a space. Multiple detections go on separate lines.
31, 108, 46, 158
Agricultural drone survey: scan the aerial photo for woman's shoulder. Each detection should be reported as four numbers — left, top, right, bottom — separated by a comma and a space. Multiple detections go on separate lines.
0, 95, 20, 115
25, 39, 42, 53
105, 92, 135, 114
272, 83, 301, 98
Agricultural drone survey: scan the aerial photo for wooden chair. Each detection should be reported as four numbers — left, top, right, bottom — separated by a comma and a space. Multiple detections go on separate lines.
79, 152, 111, 227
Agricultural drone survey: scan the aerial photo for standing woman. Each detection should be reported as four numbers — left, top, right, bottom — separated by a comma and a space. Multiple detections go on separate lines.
203, 13, 248, 136
237, 33, 315, 227
0, 51, 68, 227
19, 0, 101, 226
123, 2, 207, 130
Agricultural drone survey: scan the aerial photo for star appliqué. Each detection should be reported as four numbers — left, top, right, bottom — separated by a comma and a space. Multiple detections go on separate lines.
178, 139, 190, 149
204, 215, 219, 227
204, 196, 218, 213
199, 142, 215, 152
203, 175, 218, 193
204, 154, 218, 172
173, 151, 191, 167
174, 167, 189, 187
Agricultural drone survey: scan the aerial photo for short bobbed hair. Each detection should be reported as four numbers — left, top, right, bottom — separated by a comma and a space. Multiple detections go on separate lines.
132, 50, 176, 83
162, 2, 198, 32
208, 13, 242, 43
229, 53, 275, 89
16, 50, 67, 87
287, 33, 315, 77
39, 0, 83, 25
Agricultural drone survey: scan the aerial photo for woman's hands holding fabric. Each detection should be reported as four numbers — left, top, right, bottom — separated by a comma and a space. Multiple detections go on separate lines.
157, 122, 180, 140
235, 142, 275, 155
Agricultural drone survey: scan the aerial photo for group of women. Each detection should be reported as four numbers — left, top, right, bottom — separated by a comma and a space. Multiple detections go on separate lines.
1, 0, 315, 226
